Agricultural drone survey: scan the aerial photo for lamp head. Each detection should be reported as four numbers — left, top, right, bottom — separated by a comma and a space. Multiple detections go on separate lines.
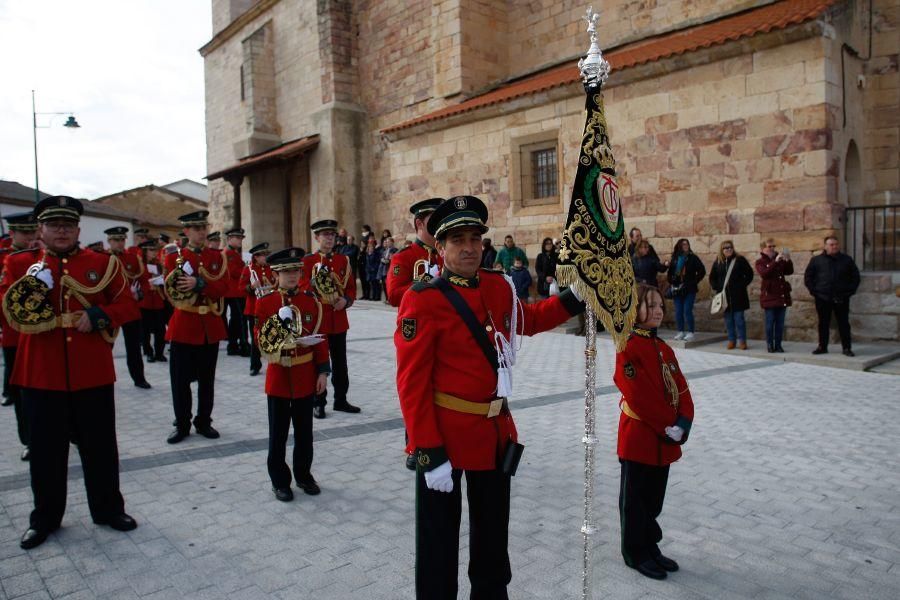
63, 115, 80, 128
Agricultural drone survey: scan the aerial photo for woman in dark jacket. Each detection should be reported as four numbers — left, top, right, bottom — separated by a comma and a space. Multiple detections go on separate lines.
666, 238, 706, 341
481, 238, 497, 269
364, 240, 382, 300
709, 240, 754, 350
632, 240, 667, 288
534, 237, 558, 298
756, 238, 793, 353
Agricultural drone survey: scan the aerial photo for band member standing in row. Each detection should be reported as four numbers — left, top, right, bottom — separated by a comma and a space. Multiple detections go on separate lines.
207, 231, 222, 250
106, 227, 152, 389
138, 239, 168, 363
0, 212, 39, 460
302, 220, 359, 418
395, 196, 585, 599
164, 211, 230, 444
223, 228, 250, 357
1, 196, 139, 550
241, 242, 273, 376
255, 247, 329, 501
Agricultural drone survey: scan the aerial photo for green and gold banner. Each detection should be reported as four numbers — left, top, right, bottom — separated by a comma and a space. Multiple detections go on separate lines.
556, 81, 636, 351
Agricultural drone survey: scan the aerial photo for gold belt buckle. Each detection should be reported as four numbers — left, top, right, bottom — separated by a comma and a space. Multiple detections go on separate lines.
198, 305, 209, 315
486, 398, 505, 418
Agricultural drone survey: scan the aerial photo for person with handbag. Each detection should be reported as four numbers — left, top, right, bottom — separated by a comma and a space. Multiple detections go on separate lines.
708, 240, 754, 349
666, 238, 705, 341
395, 196, 585, 599
755, 238, 793, 353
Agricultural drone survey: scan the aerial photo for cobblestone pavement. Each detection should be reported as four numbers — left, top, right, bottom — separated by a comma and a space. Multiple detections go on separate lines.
1, 302, 899, 599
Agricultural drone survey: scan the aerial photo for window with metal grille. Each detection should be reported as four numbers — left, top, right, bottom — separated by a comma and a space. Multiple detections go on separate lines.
531, 148, 557, 199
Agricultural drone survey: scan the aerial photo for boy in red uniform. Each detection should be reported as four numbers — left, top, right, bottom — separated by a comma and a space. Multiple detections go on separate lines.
106, 226, 151, 389
385, 197, 444, 307
255, 247, 329, 501
164, 211, 230, 444
222, 227, 249, 356
614, 283, 695, 580
1, 196, 140, 549
301, 219, 358, 418
138, 240, 167, 362
395, 196, 585, 599
240, 242, 274, 375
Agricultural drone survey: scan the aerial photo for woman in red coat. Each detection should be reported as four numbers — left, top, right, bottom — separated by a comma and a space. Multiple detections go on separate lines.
755, 238, 794, 353
614, 284, 694, 580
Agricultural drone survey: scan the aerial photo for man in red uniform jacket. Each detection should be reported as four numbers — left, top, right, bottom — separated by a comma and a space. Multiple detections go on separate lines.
164, 211, 230, 444
301, 219, 358, 418
385, 197, 445, 307
1, 196, 140, 550
137, 240, 167, 362
0, 211, 39, 460
254, 247, 329, 502
106, 226, 151, 389
241, 242, 274, 376
222, 227, 250, 356
395, 196, 585, 599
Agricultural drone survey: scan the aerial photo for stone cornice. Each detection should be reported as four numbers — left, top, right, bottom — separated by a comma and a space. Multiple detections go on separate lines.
199, 0, 282, 57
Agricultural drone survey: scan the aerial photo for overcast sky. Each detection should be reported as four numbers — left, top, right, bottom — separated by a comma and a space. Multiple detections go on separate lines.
0, 0, 212, 199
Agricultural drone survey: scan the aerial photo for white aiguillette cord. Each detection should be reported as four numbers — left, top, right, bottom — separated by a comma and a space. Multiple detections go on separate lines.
493, 275, 525, 397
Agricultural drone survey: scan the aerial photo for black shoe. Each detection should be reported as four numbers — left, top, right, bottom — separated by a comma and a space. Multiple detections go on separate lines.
167, 428, 190, 444
273, 487, 294, 502
2, 396, 14, 406
812, 347, 828, 355
631, 559, 667, 580
21, 447, 30, 461
195, 425, 220, 439
333, 401, 361, 414
314, 406, 326, 419
405, 454, 417, 471
146, 356, 156, 363
239, 346, 251, 357
653, 554, 679, 572
775, 345, 785, 353
96, 513, 138, 532
843, 348, 855, 357
20, 528, 50, 550
297, 478, 321, 496
226, 345, 239, 356
134, 380, 152, 389
155, 354, 168, 363
249, 368, 260, 376
767, 345, 774, 353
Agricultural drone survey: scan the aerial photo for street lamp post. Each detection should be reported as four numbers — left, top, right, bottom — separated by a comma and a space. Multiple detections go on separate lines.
32, 90, 80, 202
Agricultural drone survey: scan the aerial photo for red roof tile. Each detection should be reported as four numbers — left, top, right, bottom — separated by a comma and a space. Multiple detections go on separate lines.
206, 135, 320, 180
382, 0, 839, 134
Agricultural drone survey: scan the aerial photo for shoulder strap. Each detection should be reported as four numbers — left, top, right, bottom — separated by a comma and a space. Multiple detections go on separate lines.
723, 257, 736, 287
431, 277, 499, 372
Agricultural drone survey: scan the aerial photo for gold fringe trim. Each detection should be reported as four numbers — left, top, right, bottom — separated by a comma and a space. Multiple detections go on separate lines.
556, 264, 637, 352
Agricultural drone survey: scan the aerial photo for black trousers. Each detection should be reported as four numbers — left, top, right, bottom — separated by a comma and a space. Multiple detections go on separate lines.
140, 308, 166, 358
267, 395, 314, 488
315, 332, 348, 408
415, 468, 512, 600
247, 316, 262, 372
121, 320, 146, 384
169, 342, 219, 431
619, 459, 670, 566
225, 298, 248, 350
3, 346, 29, 446
22, 385, 125, 530
815, 297, 852, 350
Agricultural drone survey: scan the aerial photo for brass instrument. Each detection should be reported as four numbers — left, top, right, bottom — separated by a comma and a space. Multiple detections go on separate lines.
249, 264, 274, 298
164, 247, 199, 307
258, 292, 323, 366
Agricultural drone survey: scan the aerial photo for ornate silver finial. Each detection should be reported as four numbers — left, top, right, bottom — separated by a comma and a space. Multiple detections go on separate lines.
578, 6, 610, 87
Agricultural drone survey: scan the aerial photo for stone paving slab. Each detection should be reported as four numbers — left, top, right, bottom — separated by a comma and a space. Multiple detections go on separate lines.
1, 303, 899, 599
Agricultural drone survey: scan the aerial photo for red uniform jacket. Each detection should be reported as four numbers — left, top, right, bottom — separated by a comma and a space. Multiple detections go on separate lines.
137, 259, 166, 310
223, 247, 245, 298
164, 246, 229, 344
255, 288, 330, 399
111, 250, 143, 323
240, 263, 275, 317
0, 247, 139, 391
614, 329, 695, 466
0, 245, 26, 348
300, 252, 355, 334
385, 239, 444, 307
395, 269, 583, 471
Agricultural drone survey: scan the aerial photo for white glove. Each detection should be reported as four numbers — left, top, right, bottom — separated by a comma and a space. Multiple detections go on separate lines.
149, 275, 164, 286
130, 281, 142, 300
569, 284, 583, 302
428, 264, 441, 278
35, 268, 54, 290
424, 461, 453, 493
181, 262, 194, 276
147, 264, 159, 275
549, 279, 560, 296
665, 425, 684, 442
277, 306, 293, 321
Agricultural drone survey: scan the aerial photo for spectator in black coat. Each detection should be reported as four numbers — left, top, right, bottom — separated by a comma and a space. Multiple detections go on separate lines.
804, 236, 860, 356
631, 240, 666, 287
667, 238, 706, 341
534, 237, 557, 298
627, 227, 659, 260
364, 240, 382, 300
481, 238, 497, 270
709, 240, 754, 350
